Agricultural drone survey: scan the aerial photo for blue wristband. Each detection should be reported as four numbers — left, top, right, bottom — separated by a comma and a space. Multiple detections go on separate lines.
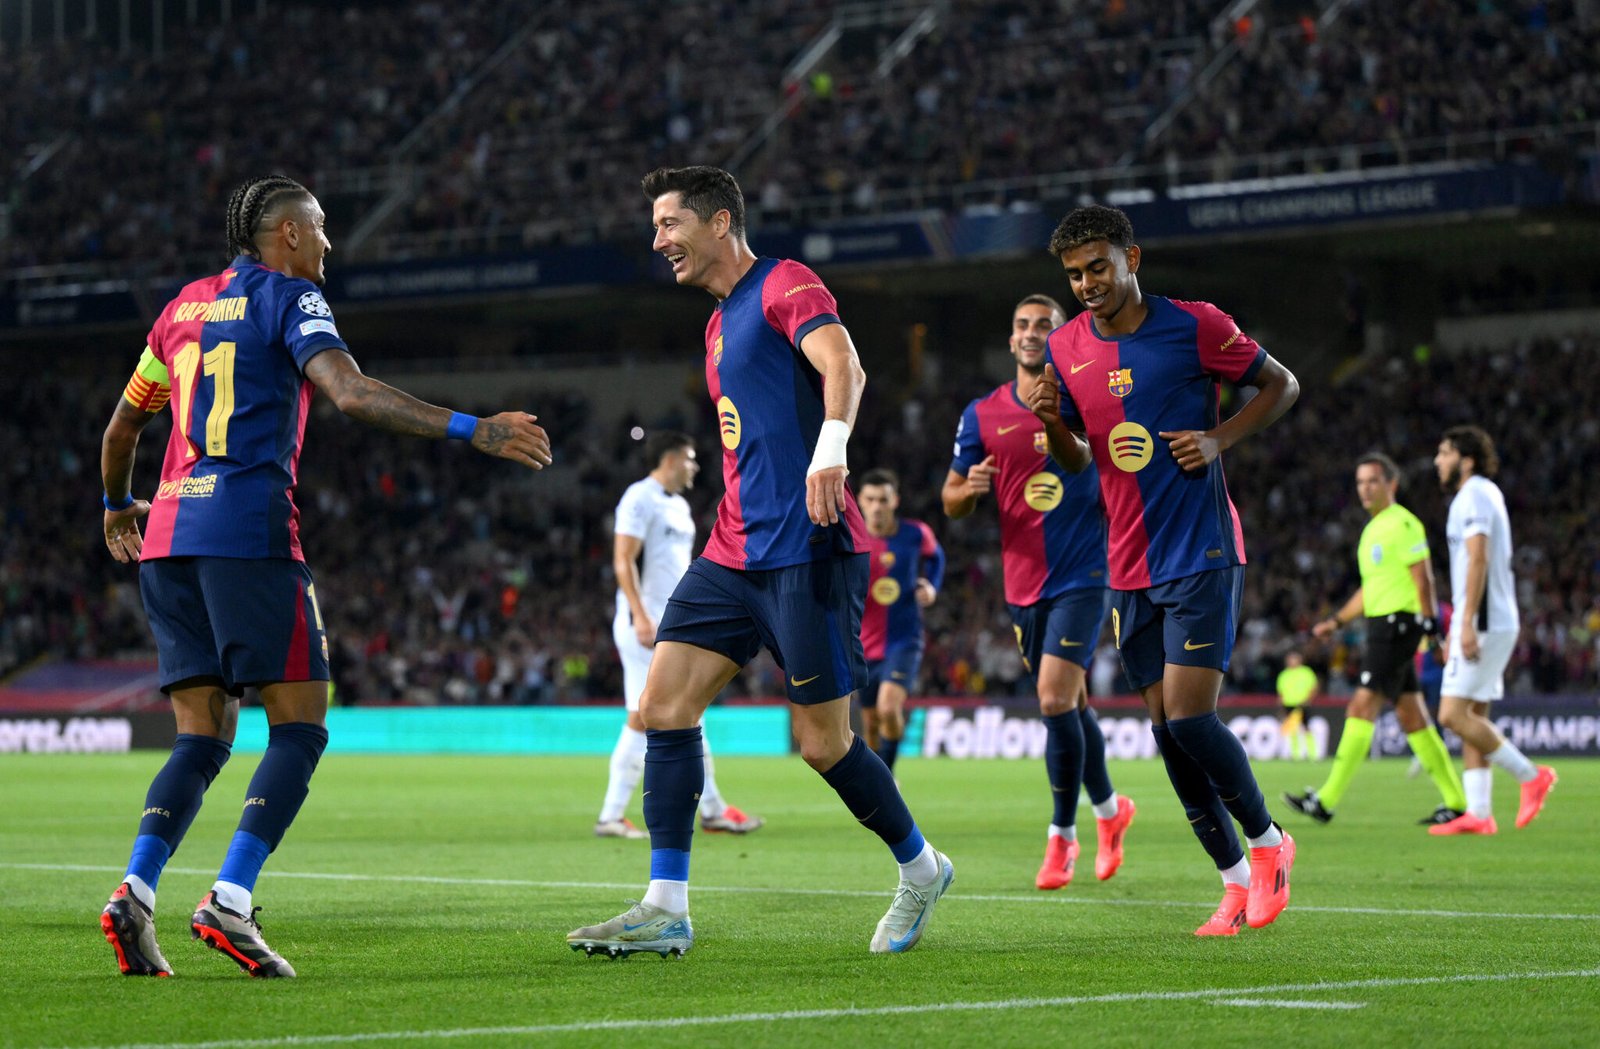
446, 412, 477, 440
102, 492, 134, 512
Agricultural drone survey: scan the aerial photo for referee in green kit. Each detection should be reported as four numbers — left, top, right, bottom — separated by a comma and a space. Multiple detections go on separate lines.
1285, 452, 1467, 826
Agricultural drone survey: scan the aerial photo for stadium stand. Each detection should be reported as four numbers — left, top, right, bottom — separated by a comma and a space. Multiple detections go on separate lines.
5, 0, 1592, 268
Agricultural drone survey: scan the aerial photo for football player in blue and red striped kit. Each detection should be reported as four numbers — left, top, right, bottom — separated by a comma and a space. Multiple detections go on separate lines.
944, 294, 1136, 891
1026, 206, 1300, 936
568, 166, 952, 959
856, 469, 945, 772
98, 175, 551, 977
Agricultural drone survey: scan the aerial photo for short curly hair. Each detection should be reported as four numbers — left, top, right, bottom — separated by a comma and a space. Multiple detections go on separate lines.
1047, 205, 1135, 258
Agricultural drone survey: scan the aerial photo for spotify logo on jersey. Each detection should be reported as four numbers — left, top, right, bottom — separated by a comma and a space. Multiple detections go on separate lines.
1023, 472, 1064, 511
871, 577, 902, 605
1109, 422, 1154, 472
717, 397, 741, 450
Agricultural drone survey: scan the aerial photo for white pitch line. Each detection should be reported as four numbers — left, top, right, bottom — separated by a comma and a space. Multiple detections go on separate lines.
44, 968, 1600, 1049
1211, 998, 1367, 1010
4, 861, 1597, 923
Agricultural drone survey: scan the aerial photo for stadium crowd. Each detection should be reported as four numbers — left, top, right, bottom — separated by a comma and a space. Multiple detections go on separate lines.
4, 331, 1596, 705
4, 0, 1593, 271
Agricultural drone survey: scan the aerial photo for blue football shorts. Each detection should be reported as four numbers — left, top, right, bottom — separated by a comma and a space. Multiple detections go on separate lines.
1008, 587, 1108, 678
1110, 566, 1244, 691
657, 554, 868, 705
863, 641, 925, 702
140, 556, 329, 695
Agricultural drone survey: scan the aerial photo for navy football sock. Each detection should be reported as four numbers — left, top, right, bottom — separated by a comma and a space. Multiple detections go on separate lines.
1043, 712, 1085, 828
1078, 706, 1114, 806
821, 736, 921, 861
643, 727, 704, 881
1166, 712, 1273, 839
217, 722, 327, 892
876, 737, 901, 772
126, 733, 232, 890
1152, 722, 1243, 870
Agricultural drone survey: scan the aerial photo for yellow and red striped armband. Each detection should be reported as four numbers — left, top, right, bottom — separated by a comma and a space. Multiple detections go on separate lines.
123, 345, 171, 413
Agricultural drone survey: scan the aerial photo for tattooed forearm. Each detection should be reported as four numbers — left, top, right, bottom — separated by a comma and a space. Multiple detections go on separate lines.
339, 378, 452, 438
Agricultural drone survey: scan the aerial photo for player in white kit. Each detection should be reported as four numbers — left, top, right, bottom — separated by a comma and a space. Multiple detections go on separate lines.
1428, 425, 1556, 836
596, 431, 764, 838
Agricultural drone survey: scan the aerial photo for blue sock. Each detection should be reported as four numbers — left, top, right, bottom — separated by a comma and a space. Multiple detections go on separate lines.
217, 722, 327, 893
877, 737, 901, 771
1078, 706, 1114, 806
1166, 712, 1273, 839
216, 831, 272, 894
1043, 712, 1084, 828
643, 727, 703, 881
126, 733, 232, 889
820, 736, 921, 861
1152, 722, 1243, 870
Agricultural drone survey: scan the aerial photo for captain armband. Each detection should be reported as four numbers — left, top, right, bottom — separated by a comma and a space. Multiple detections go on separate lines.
123, 346, 171, 413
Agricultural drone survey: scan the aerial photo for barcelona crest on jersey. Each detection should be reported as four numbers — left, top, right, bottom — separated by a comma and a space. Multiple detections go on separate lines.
1107, 368, 1134, 397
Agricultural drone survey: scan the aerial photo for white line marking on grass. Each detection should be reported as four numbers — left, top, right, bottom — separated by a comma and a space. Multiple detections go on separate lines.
45, 968, 1600, 1049
1211, 998, 1367, 1010
6, 862, 1598, 923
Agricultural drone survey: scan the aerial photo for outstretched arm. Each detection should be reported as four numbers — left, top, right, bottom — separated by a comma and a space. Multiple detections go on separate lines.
797, 323, 867, 525
303, 348, 552, 469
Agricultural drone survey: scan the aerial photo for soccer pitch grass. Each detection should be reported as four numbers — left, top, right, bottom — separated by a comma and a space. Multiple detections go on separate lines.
2, 751, 1596, 1049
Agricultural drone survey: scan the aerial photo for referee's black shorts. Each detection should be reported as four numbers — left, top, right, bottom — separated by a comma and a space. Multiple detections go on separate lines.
1358, 613, 1422, 698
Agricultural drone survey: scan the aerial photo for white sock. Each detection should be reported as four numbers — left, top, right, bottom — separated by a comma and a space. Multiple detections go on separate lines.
698, 735, 726, 819
123, 874, 156, 912
211, 880, 251, 916
642, 879, 688, 914
1247, 824, 1283, 848
1487, 741, 1537, 783
1220, 856, 1251, 888
899, 842, 940, 884
1048, 823, 1077, 842
1464, 767, 1493, 817
1091, 795, 1120, 821
598, 725, 647, 823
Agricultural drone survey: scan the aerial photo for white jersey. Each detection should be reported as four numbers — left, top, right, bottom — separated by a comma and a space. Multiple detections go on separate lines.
1445, 474, 1519, 634
613, 476, 696, 624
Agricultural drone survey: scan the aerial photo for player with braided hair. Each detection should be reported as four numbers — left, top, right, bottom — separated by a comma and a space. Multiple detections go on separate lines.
98, 175, 552, 978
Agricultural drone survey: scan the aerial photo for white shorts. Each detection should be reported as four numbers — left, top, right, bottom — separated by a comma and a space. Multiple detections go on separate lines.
613, 607, 657, 711
1440, 629, 1517, 702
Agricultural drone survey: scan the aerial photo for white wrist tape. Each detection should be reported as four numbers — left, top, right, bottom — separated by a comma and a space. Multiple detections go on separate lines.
807, 419, 851, 477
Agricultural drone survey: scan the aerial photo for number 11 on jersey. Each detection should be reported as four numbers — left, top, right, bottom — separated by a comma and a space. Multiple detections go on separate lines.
170, 340, 237, 459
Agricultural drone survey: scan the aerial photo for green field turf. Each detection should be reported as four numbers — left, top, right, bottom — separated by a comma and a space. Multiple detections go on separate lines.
2, 750, 1595, 1049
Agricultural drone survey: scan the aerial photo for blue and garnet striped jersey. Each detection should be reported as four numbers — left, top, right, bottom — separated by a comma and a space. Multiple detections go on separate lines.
701, 257, 868, 570
860, 519, 945, 660
1044, 295, 1267, 590
129, 255, 349, 560
950, 382, 1107, 606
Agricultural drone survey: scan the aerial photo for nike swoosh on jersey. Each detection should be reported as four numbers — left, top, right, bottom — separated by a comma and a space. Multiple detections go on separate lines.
1183, 640, 1215, 651
996, 424, 1022, 434
1070, 360, 1096, 374
791, 673, 821, 687
1059, 639, 1084, 647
